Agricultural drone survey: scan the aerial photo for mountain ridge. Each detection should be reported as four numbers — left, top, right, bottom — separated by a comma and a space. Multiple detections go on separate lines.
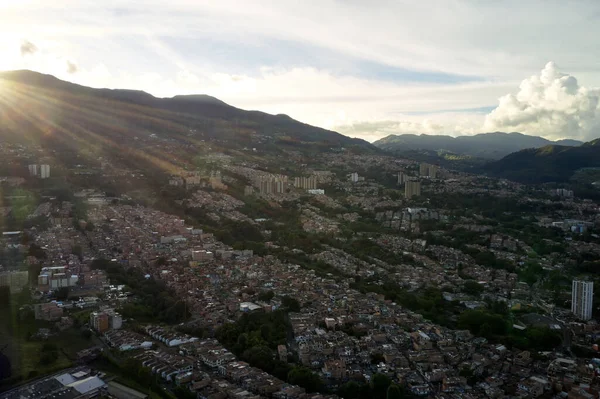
373, 132, 583, 160
0, 69, 374, 151
484, 139, 600, 183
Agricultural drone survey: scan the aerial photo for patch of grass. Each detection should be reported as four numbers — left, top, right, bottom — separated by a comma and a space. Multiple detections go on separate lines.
0, 296, 98, 387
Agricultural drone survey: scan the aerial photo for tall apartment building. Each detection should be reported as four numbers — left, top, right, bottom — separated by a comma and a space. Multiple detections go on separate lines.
349, 172, 359, 183
256, 175, 288, 195
37, 266, 79, 292
209, 170, 227, 190
428, 164, 438, 179
294, 176, 318, 190
405, 179, 421, 199
28, 164, 51, 178
90, 312, 110, 333
555, 188, 574, 198
184, 176, 201, 188
397, 172, 407, 185
169, 176, 184, 186
28, 164, 38, 177
90, 309, 122, 332
419, 163, 438, 178
40, 164, 50, 179
572, 280, 594, 320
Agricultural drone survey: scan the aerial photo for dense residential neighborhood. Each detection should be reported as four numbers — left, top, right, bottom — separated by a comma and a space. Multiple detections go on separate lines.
1, 132, 600, 399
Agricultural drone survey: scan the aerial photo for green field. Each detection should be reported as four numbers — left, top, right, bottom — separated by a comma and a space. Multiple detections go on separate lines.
0, 294, 97, 391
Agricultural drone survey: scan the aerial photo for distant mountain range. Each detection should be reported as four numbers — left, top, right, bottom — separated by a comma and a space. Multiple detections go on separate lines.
2, 70, 597, 186
0, 70, 374, 153
484, 138, 600, 183
373, 132, 583, 160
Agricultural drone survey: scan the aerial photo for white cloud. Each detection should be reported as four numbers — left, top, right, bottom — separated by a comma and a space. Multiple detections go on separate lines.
2, 2, 600, 143
2, 1, 600, 81
20, 40, 38, 56
66, 59, 78, 74
484, 62, 600, 141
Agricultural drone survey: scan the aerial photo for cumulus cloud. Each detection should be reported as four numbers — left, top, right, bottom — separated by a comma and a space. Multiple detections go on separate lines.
484, 62, 600, 141
66, 60, 78, 74
20, 40, 38, 56
336, 63, 600, 142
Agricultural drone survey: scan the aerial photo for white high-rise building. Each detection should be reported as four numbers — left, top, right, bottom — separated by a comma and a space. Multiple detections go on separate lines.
28, 164, 38, 176
350, 172, 359, 183
397, 172, 407, 185
572, 280, 594, 320
40, 164, 50, 179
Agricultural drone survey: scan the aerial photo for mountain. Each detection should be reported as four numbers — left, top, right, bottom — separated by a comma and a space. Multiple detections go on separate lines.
373, 132, 583, 160
0, 70, 374, 151
484, 138, 600, 183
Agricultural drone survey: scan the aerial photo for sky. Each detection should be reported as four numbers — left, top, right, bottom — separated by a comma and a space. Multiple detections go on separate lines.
1, 0, 600, 142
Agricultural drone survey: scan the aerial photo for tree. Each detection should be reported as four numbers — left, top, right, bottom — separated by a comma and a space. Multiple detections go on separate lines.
242, 346, 275, 373
72, 244, 83, 259
288, 367, 324, 393
173, 386, 196, 399
371, 374, 392, 399
526, 327, 562, 351
338, 382, 361, 399
28, 243, 47, 259
479, 323, 492, 339
458, 310, 508, 337
281, 296, 301, 312
370, 352, 385, 364
386, 384, 404, 399
258, 290, 275, 302
463, 280, 484, 297
55, 287, 70, 301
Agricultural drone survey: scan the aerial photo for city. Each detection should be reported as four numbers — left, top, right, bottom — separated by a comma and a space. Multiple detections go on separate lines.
2, 2, 600, 398
1, 134, 600, 398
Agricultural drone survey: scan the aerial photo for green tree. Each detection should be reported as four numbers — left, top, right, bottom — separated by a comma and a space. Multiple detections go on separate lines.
526, 327, 562, 351
258, 290, 275, 302
386, 384, 404, 399
371, 374, 392, 399
55, 287, 70, 301
370, 352, 385, 364
338, 382, 361, 399
281, 296, 301, 312
243, 346, 275, 373
28, 243, 47, 259
288, 367, 324, 393
72, 244, 83, 259
458, 310, 508, 336
463, 280, 484, 296
480, 323, 492, 339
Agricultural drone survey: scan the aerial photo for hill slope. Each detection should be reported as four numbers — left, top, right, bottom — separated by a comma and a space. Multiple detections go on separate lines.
0, 70, 373, 151
373, 132, 582, 159
484, 139, 600, 183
